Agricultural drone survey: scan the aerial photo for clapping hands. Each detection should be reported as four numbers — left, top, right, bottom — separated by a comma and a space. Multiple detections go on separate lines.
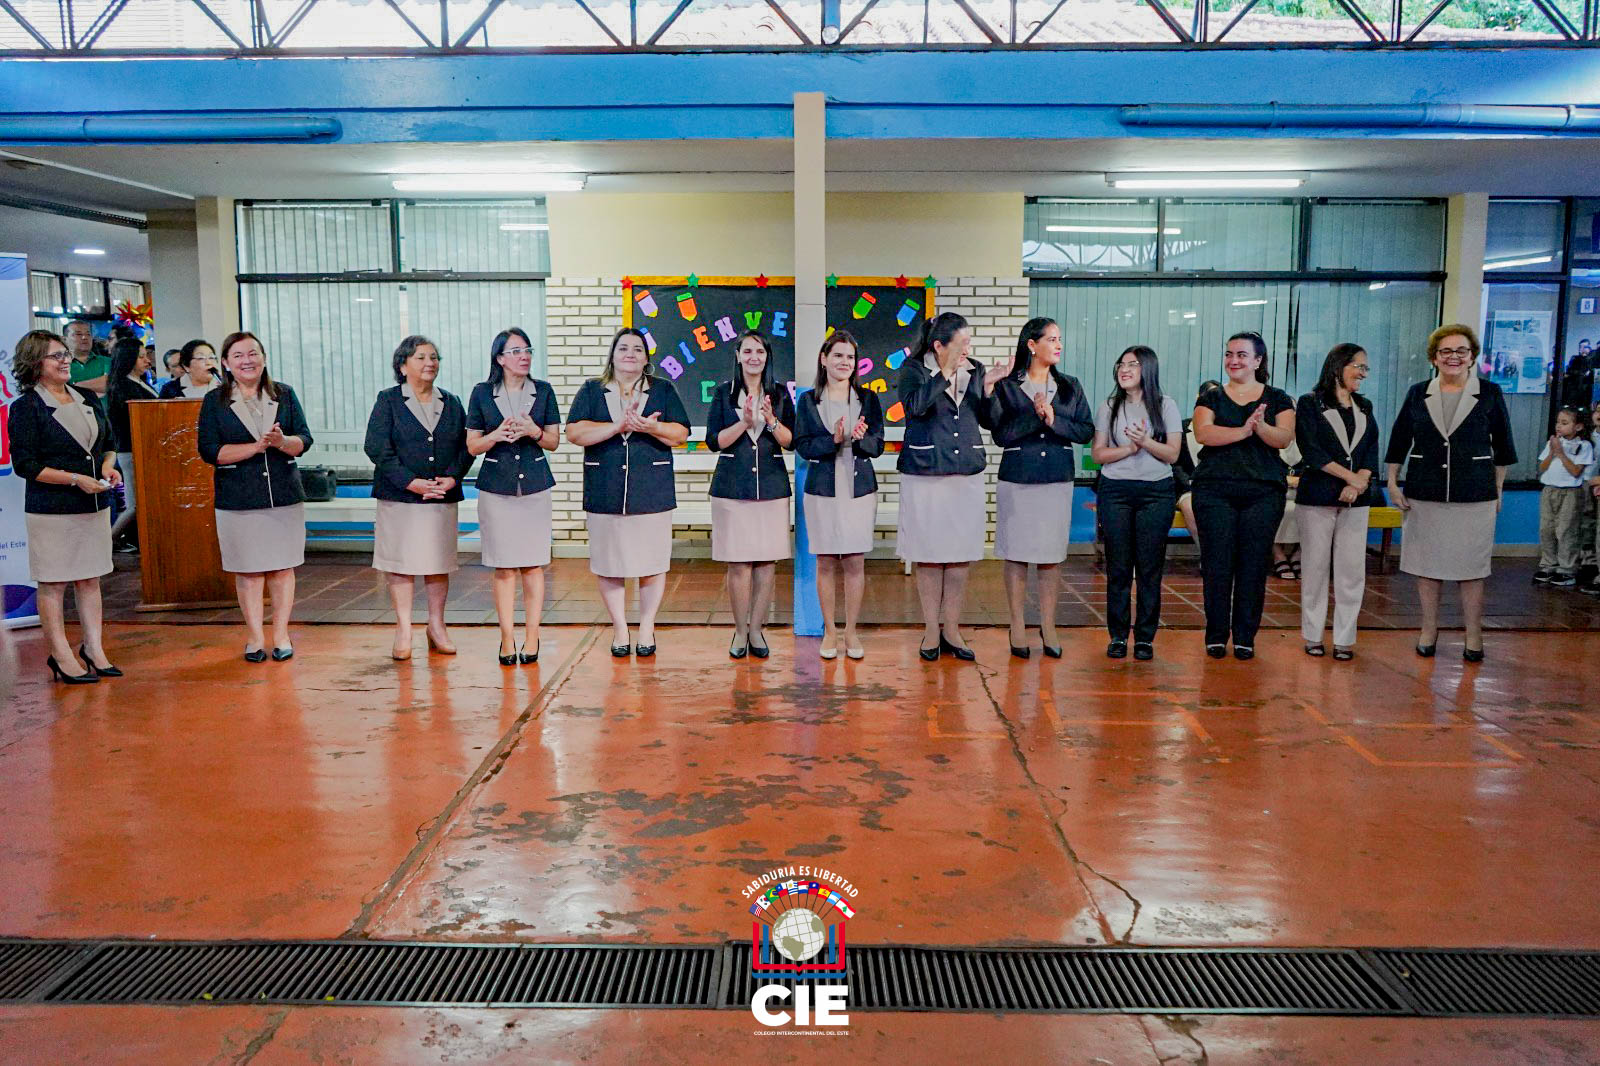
1032, 390, 1055, 427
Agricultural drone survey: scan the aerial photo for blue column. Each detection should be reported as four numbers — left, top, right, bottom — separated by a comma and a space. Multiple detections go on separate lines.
792, 386, 823, 637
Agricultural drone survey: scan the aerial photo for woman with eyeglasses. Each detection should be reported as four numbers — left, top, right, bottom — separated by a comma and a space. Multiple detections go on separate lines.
1295, 343, 1382, 661
7, 330, 121, 683
1385, 324, 1516, 662
1190, 331, 1296, 661
566, 328, 691, 659
466, 327, 561, 666
159, 339, 220, 398
366, 335, 473, 662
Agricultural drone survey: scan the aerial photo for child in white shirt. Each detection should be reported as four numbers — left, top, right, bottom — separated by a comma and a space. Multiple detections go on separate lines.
1536, 407, 1597, 588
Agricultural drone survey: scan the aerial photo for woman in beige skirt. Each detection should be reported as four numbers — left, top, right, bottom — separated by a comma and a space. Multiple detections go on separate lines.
8, 330, 121, 683
794, 330, 884, 661
706, 330, 796, 659
1386, 324, 1517, 662
197, 331, 314, 662
365, 335, 473, 661
466, 327, 561, 666
896, 312, 1008, 661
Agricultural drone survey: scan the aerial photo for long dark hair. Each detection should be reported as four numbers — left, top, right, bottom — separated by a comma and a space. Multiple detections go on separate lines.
600, 328, 652, 386
108, 335, 145, 393
914, 311, 970, 365
487, 327, 533, 389
730, 328, 776, 404
1228, 330, 1271, 384
1106, 345, 1168, 443
812, 329, 861, 392
217, 331, 282, 403
1312, 342, 1371, 412
1011, 316, 1058, 378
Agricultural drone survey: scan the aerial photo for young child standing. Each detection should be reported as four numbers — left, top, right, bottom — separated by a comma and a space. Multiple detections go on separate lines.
1536, 407, 1596, 588
1585, 402, 1600, 596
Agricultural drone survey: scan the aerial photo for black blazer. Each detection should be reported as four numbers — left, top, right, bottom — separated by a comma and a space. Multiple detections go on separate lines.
704, 381, 796, 501
988, 370, 1095, 485
1384, 376, 1517, 504
363, 385, 472, 504
567, 377, 690, 515
107, 375, 161, 453
9, 386, 115, 515
196, 385, 314, 511
159, 377, 218, 400
793, 386, 885, 498
466, 379, 560, 497
895, 355, 994, 477
1295, 392, 1382, 508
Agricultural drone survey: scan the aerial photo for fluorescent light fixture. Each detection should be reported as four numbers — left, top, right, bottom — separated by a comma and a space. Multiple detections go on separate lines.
1107, 172, 1307, 190
354, 297, 374, 303
391, 174, 585, 193
1047, 225, 1181, 235
1369, 281, 1389, 291
499, 223, 550, 232
385, 161, 580, 174
73, 247, 106, 256
1484, 253, 1554, 270
1232, 298, 1268, 307
1182, 311, 1198, 319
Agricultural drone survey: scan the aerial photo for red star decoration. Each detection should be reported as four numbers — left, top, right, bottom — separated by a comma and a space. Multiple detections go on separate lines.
894, 274, 909, 288
755, 274, 770, 288
620, 276, 633, 289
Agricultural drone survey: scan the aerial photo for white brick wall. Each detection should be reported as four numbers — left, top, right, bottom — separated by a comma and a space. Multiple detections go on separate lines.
542, 275, 1031, 554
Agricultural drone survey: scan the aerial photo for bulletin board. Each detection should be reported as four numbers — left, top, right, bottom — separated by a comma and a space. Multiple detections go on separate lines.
620, 275, 936, 434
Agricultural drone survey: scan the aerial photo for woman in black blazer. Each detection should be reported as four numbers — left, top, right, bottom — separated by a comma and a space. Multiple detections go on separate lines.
8, 330, 121, 683
989, 317, 1095, 660
106, 334, 159, 544
565, 328, 691, 659
706, 330, 796, 659
364, 335, 472, 661
465, 327, 561, 666
1295, 344, 1382, 661
1385, 324, 1517, 662
794, 329, 884, 661
197, 331, 314, 662
158, 338, 220, 399
896, 311, 1007, 662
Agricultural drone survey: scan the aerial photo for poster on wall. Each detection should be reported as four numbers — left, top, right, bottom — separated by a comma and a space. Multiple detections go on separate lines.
1482, 309, 1552, 395
620, 275, 935, 434
0, 252, 39, 628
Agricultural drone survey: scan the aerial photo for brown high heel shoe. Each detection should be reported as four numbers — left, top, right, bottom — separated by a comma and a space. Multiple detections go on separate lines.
426, 628, 456, 655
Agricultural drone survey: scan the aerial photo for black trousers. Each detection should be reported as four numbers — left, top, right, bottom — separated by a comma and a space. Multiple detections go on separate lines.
1192, 479, 1287, 648
1098, 476, 1176, 644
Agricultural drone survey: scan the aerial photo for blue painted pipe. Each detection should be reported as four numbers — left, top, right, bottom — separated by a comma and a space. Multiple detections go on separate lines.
1121, 103, 1600, 131
0, 115, 341, 142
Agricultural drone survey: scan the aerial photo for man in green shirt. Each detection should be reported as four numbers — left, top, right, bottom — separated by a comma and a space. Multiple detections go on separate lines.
65, 318, 110, 398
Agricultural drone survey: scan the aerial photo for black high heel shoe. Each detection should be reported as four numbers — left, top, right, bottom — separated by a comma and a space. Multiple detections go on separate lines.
271, 646, 294, 662
1463, 646, 1485, 663
1041, 643, 1063, 660
939, 636, 976, 662
243, 646, 268, 664
748, 629, 770, 659
918, 641, 940, 662
499, 643, 519, 667
519, 642, 540, 665
79, 643, 121, 678
47, 655, 98, 684
1415, 641, 1437, 658
1010, 643, 1031, 660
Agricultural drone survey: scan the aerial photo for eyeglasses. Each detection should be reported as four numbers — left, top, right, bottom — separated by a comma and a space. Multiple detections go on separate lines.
503, 346, 533, 356
1350, 363, 1371, 374
44, 352, 73, 363
1435, 346, 1474, 357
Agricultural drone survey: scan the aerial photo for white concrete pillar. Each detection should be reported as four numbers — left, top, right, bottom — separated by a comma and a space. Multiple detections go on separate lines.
1443, 192, 1488, 330
793, 93, 826, 368
147, 198, 238, 349
195, 197, 239, 342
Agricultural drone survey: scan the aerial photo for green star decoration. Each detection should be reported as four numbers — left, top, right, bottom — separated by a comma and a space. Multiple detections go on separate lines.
825, 273, 840, 288
923, 275, 938, 289
686, 273, 700, 288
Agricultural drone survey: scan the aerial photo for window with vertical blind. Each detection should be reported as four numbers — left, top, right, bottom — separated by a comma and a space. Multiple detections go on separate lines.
236, 199, 549, 474
1026, 197, 1446, 480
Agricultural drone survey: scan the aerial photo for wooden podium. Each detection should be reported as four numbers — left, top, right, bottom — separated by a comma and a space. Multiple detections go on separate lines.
129, 398, 234, 610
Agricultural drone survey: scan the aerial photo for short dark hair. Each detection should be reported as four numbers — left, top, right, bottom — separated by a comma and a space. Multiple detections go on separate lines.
178, 338, 214, 368
12, 330, 66, 389
392, 335, 439, 383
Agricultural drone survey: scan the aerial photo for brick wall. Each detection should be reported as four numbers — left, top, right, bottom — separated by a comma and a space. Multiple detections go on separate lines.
542, 275, 1031, 556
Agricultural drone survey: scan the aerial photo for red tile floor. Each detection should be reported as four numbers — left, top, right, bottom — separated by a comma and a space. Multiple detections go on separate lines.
7, 560, 1600, 1063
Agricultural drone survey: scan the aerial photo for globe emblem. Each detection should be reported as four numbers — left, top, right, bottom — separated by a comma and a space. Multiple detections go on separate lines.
770, 908, 827, 962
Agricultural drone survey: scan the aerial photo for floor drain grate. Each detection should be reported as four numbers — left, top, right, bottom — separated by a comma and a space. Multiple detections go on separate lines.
1368, 949, 1600, 1016
2, 939, 1596, 1016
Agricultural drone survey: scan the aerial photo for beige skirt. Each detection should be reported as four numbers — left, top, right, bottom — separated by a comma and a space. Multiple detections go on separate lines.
995, 481, 1073, 565
1400, 498, 1497, 581
478, 488, 553, 570
710, 497, 791, 562
372, 499, 460, 576
804, 489, 877, 556
216, 503, 306, 574
897, 473, 986, 564
26, 509, 112, 583
587, 510, 673, 578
